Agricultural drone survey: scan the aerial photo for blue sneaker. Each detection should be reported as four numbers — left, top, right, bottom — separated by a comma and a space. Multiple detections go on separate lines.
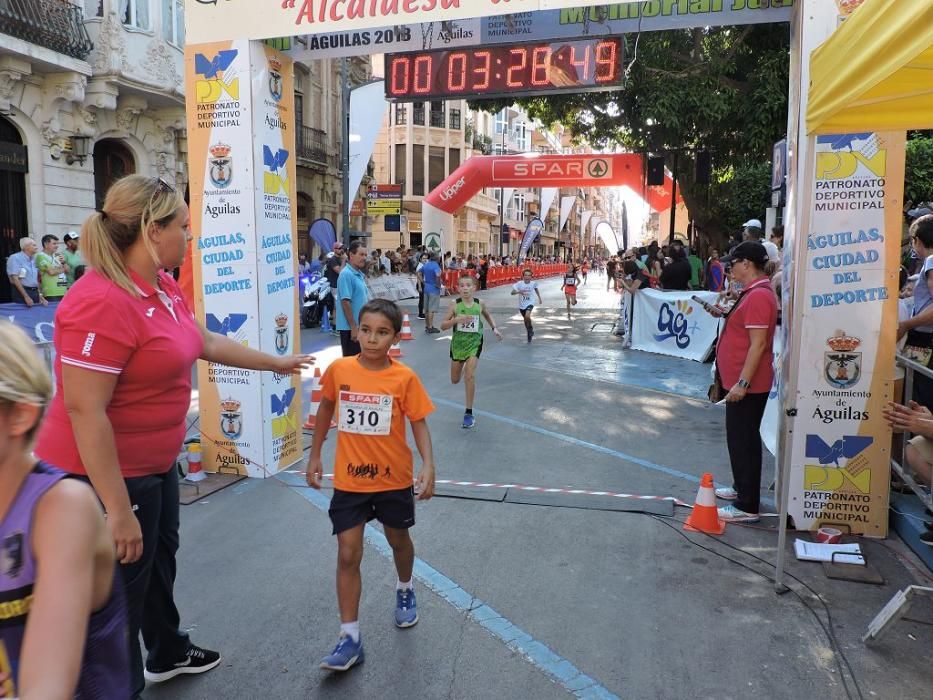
395, 588, 418, 628
462, 413, 475, 429
319, 634, 364, 671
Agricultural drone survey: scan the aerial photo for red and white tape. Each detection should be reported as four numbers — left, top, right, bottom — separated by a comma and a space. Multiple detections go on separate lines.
284, 471, 690, 508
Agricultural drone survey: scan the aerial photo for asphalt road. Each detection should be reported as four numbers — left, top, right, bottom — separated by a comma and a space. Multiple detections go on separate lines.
148, 274, 932, 699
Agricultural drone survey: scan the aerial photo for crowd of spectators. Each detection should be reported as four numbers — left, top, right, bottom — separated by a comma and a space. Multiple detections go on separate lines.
5, 232, 84, 306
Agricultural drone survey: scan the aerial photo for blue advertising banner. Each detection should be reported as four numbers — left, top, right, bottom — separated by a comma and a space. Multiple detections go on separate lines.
309, 218, 337, 253
288, 2, 794, 60
2, 301, 58, 343
518, 218, 545, 263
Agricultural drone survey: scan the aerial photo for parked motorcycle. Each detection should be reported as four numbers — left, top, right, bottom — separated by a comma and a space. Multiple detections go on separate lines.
300, 271, 331, 328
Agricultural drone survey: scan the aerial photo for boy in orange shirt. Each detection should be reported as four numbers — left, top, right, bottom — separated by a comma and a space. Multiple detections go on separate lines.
307, 298, 436, 672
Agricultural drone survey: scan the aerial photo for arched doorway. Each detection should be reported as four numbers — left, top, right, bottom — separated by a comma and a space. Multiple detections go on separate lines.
93, 139, 136, 211
0, 115, 29, 303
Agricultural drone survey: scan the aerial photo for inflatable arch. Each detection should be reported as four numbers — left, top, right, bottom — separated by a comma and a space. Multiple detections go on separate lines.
422, 153, 677, 255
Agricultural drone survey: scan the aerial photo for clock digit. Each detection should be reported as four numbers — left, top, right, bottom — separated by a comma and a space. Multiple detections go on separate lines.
506, 48, 527, 88
413, 55, 432, 94
448, 52, 467, 92
531, 47, 551, 86
570, 43, 591, 80
594, 40, 618, 82
390, 57, 409, 96
472, 50, 491, 91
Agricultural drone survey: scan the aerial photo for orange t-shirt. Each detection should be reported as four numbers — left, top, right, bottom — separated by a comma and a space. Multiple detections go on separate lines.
321, 356, 435, 492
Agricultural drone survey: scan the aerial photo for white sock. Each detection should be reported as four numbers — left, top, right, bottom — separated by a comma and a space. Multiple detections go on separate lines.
396, 579, 413, 591
339, 621, 360, 642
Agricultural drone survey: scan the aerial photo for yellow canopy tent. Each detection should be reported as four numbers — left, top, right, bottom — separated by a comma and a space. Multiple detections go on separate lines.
807, 0, 933, 134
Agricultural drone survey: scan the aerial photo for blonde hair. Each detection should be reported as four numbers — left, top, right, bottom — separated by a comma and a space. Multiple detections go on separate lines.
0, 321, 52, 444
81, 174, 185, 296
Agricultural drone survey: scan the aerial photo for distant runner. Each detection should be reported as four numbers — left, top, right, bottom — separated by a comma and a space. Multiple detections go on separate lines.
511, 269, 543, 343
440, 274, 502, 429
561, 264, 580, 319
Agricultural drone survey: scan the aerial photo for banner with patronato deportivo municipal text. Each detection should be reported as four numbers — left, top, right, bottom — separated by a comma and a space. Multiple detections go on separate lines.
785, 131, 905, 536
185, 41, 302, 478
630, 289, 721, 363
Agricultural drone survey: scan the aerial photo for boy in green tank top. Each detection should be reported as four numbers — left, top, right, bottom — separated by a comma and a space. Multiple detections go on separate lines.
440, 274, 502, 429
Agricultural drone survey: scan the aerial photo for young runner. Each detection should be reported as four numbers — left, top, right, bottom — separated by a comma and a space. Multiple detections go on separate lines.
511, 269, 543, 342
560, 264, 580, 318
440, 274, 502, 429
307, 299, 436, 673
580, 260, 589, 284
0, 321, 130, 698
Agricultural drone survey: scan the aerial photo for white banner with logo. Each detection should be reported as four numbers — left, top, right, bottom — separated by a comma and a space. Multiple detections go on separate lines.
760, 335, 783, 457
368, 274, 418, 302
559, 195, 576, 233
785, 131, 905, 536
630, 289, 721, 362
348, 81, 389, 215
186, 41, 302, 478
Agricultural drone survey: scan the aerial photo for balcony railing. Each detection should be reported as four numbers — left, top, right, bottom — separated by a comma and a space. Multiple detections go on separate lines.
412, 106, 425, 126
296, 126, 329, 166
429, 110, 445, 128
0, 0, 93, 60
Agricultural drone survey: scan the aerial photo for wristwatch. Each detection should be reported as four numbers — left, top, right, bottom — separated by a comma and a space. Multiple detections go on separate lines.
737, 379, 750, 389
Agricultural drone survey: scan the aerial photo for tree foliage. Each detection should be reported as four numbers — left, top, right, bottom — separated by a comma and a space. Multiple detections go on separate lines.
470, 24, 791, 242
906, 136, 933, 206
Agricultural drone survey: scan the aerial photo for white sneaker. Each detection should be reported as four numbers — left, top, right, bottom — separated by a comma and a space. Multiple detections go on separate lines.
715, 487, 738, 500
718, 504, 759, 523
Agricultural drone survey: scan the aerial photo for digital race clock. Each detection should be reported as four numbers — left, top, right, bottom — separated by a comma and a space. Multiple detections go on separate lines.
384, 36, 624, 102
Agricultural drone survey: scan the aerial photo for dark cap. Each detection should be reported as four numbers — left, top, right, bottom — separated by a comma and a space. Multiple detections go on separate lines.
63, 231, 80, 242
721, 241, 769, 266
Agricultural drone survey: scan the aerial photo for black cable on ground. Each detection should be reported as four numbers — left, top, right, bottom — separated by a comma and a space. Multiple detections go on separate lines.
647, 513, 864, 700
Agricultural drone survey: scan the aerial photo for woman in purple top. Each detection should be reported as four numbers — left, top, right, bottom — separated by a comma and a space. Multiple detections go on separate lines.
0, 321, 129, 699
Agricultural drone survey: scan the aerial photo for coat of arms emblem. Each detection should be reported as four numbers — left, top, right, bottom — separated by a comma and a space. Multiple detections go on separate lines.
274, 313, 289, 355
209, 142, 232, 188
220, 397, 243, 440
824, 330, 861, 389
268, 58, 283, 102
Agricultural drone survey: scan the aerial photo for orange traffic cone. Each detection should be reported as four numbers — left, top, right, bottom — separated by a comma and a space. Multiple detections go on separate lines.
400, 313, 415, 340
388, 341, 403, 358
184, 442, 206, 483
303, 367, 336, 430
683, 473, 726, 535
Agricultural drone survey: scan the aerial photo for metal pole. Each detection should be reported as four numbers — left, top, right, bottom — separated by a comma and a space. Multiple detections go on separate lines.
498, 125, 506, 258
668, 152, 678, 245
341, 57, 351, 247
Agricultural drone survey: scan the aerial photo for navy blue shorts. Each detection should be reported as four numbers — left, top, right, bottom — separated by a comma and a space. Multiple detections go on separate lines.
328, 487, 415, 535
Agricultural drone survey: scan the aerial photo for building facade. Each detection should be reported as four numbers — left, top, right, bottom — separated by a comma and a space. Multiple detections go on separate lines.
0, 2, 364, 302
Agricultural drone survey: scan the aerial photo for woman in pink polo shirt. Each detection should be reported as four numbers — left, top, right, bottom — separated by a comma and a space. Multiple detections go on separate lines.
712, 241, 777, 524
35, 175, 314, 699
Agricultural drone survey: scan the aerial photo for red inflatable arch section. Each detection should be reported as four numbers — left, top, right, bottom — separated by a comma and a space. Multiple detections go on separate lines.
424, 153, 678, 214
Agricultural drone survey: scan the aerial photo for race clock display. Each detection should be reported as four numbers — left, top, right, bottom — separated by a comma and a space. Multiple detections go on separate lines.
385, 37, 624, 102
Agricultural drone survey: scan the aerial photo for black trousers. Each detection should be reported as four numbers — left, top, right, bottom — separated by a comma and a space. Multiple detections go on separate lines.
122, 469, 190, 696
725, 392, 769, 514
340, 329, 361, 356
417, 288, 425, 316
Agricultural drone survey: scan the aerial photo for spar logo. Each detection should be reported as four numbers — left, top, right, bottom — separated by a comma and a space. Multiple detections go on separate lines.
815, 132, 885, 180
803, 434, 872, 494
263, 146, 290, 196
270, 387, 298, 438
194, 49, 239, 104
653, 300, 695, 349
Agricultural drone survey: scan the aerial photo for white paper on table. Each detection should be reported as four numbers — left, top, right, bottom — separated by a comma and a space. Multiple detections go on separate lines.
793, 539, 865, 565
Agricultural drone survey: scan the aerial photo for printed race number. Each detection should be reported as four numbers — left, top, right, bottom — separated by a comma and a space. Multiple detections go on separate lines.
458, 316, 479, 333
338, 391, 392, 435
